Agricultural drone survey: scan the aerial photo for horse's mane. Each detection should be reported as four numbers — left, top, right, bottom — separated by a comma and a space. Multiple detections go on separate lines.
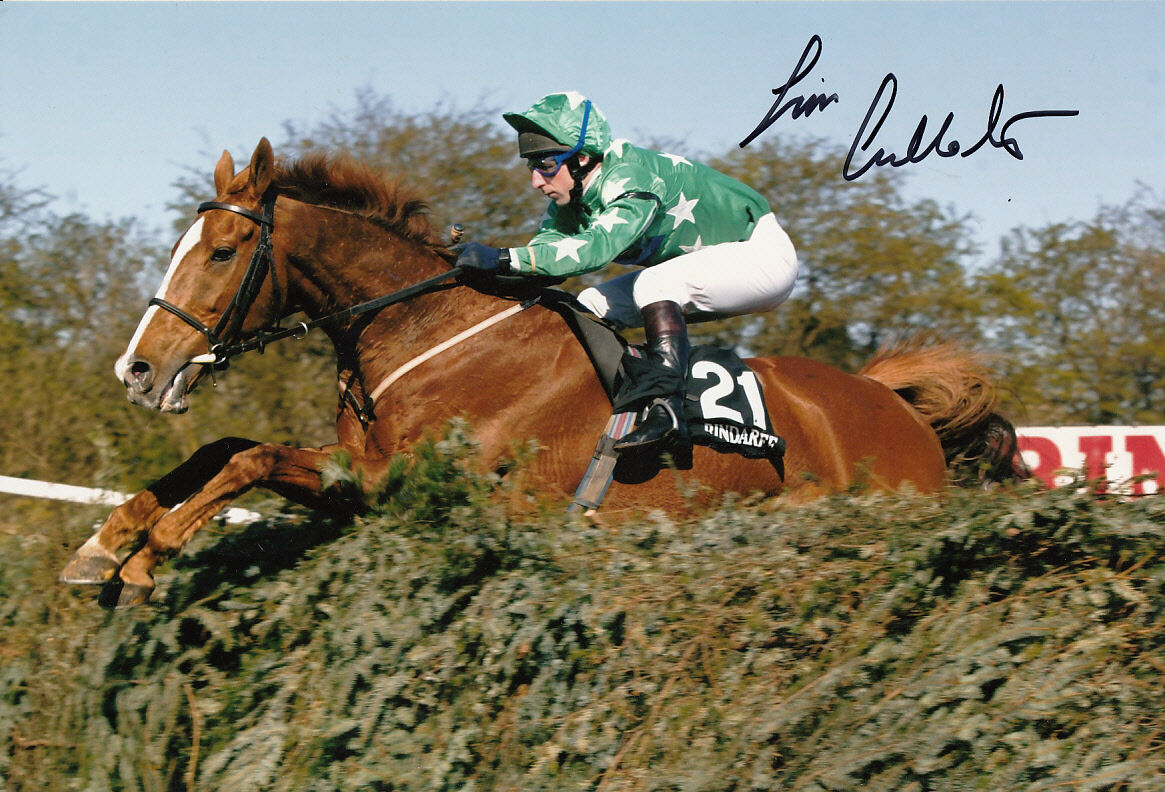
271, 153, 443, 249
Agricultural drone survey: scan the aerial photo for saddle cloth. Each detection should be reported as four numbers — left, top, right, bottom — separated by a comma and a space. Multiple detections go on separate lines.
544, 291, 786, 461
614, 344, 786, 460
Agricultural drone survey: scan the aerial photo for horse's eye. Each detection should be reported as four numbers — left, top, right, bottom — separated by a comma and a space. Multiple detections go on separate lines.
211, 247, 235, 262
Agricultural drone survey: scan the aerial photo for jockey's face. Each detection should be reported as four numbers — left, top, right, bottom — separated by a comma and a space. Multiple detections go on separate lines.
530, 154, 592, 206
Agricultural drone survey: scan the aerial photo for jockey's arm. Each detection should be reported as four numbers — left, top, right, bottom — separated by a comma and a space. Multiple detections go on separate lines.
507, 193, 660, 278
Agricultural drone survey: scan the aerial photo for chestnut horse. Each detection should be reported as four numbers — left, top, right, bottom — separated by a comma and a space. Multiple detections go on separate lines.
62, 138, 1023, 606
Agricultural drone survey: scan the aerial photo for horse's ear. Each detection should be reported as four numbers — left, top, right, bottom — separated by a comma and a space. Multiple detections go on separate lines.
213, 150, 235, 195
248, 137, 274, 196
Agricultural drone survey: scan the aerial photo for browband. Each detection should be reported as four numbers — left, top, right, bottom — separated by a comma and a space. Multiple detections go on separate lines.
197, 201, 272, 226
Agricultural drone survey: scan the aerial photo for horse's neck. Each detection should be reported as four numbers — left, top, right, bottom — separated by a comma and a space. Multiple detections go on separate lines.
279, 204, 609, 455
276, 200, 524, 383
277, 202, 448, 315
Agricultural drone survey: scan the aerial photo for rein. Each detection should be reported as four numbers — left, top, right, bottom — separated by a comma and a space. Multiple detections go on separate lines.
200, 266, 462, 366
153, 195, 462, 368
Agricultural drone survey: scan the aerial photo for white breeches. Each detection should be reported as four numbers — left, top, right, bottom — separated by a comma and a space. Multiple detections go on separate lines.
577, 213, 798, 328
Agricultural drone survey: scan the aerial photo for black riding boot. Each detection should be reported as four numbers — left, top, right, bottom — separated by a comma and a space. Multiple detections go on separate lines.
614, 301, 691, 450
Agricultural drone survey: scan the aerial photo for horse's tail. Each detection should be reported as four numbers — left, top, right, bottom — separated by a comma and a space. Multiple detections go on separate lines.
859, 338, 1030, 487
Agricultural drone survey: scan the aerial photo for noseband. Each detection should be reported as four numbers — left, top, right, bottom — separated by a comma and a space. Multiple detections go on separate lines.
149, 195, 279, 367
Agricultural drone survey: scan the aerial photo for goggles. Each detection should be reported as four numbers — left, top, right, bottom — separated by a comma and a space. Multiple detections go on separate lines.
526, 155, 569, 177
523, 100, 591, 179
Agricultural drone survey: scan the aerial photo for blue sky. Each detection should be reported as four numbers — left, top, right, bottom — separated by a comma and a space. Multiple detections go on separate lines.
1, 1, 1160, 267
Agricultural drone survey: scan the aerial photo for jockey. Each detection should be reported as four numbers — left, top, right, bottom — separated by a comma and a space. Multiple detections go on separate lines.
453, 91, 799, 450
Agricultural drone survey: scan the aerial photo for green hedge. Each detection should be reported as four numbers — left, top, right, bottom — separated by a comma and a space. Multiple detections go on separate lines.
3, 430, 1163, 791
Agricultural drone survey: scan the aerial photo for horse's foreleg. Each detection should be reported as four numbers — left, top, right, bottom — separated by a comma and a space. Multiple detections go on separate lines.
61, 437, 262, 585
109, 443, 344, 607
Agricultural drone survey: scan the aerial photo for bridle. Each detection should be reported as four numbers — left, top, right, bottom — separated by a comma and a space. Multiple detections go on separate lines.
147, 193, 545, 425
149, 195, 281, 368
149, 194, 464, 369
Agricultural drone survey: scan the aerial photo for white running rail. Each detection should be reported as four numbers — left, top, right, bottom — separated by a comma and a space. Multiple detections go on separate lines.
0, 474, 261, 524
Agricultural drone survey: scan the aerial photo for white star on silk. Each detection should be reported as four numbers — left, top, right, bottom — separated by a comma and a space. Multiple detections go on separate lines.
553, 237, 588, 263
667, 192, 699, 228
591, 209, 628, 233
661, 152, 691, 167
679, 236, 705, 254
601, 176, 633, 205
562, 91, 587, 109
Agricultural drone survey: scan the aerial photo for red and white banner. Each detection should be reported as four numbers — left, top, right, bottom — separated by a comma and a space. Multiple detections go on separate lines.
1016, 427, 1164, 495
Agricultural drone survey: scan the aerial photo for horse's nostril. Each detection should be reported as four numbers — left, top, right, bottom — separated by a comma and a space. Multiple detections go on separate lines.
128, 359, 154, 390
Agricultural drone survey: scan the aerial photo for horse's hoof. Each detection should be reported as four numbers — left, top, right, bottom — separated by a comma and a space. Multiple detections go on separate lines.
60, 552, 120, 585
98, 577, 154, 609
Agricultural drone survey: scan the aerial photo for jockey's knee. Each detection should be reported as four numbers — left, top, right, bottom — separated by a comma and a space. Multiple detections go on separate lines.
579, 285, 641, 328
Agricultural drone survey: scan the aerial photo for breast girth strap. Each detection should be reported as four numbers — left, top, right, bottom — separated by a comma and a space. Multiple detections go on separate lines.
338, 299, 538, 422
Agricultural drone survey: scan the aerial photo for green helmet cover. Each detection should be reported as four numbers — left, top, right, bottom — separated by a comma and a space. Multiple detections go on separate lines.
503, 92, 612, 158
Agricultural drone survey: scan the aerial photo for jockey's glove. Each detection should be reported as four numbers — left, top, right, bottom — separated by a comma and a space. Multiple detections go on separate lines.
452, 242, 511, 273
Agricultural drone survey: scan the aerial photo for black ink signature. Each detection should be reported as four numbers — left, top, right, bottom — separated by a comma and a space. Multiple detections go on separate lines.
740, 36, 1079, 181
739, 35, 839, 148
843, 74, 1080, 181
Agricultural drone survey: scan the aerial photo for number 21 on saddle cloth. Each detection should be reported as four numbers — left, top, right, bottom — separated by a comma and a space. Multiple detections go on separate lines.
570, 343, 786, 514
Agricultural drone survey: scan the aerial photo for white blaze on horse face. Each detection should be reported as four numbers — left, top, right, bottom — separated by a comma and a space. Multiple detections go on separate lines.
114, 217, 207, 382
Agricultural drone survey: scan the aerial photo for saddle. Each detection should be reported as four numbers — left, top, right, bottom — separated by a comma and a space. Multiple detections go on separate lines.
535, 288, 787, 512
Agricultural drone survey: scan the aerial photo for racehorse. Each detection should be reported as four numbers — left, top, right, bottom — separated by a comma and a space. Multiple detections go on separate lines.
61, 138, 1025, 607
